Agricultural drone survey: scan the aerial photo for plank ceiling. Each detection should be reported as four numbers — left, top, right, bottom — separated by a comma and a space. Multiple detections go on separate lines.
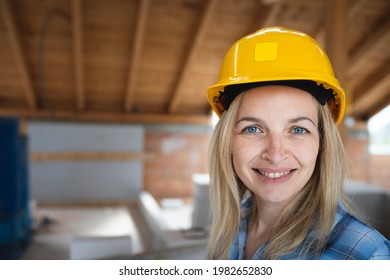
0, 0, 389, 125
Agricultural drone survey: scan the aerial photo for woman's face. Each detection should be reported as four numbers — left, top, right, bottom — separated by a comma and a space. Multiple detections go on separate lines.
231, 86, 320, 206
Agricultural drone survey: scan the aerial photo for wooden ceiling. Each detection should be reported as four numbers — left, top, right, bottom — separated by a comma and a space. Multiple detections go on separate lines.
0, 0, 389, 125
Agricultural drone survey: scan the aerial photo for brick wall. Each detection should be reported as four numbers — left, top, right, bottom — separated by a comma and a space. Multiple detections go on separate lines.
143, 123, 390, 199
344, 127, 370, 183
144, 125, 211, 199
369, 155, 390, 190
345, 124, 390, 191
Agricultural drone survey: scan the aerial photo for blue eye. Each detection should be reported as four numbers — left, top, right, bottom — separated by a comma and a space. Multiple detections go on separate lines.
242, 126, 260, 134
291, 127, 308, 134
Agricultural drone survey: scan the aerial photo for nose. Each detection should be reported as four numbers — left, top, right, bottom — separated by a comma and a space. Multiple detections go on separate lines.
261, 133, 289, 163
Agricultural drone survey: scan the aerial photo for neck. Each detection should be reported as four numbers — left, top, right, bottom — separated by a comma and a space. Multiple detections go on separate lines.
251, 196, 288, 235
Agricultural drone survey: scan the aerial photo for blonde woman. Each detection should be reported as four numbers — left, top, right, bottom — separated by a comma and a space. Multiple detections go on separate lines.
206, 27, 390, 260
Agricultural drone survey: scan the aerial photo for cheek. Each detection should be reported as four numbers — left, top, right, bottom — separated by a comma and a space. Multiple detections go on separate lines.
231, 142, 242, 170
231, 139, 258, 172
231, 139, 246, 170
297, 140, 319, 168
231, 149, 251, 187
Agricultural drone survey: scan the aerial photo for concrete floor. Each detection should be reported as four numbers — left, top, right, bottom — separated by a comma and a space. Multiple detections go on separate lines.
16, 181, 390, 259
21, 205, 143, 259
20, 201, 207, 260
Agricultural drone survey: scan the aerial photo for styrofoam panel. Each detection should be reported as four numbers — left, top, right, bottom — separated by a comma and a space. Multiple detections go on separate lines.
27, 121, 144, 202
27, 122, 143, 152
30, 162, 142, 201
70, 235, 132, 260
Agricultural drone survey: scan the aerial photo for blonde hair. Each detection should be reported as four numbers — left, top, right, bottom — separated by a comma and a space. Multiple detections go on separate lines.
207, 91, 351, 259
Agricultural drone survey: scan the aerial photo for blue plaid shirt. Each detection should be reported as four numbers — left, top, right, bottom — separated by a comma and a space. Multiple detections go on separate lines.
228, 196, 390, 260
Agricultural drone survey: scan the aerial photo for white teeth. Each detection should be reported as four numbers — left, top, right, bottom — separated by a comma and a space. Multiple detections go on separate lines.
259, 170, 290, 178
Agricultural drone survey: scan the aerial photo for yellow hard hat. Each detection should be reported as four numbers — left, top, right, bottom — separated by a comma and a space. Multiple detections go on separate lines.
207, 26, 345, 124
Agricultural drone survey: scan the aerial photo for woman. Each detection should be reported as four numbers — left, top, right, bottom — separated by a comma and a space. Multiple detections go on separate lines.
206, 27, 390, 260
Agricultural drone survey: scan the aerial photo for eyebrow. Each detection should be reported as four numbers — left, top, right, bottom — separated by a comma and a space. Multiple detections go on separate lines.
236, 116, 317, 127
289, 117, 317, 127
236, 117, 261, 126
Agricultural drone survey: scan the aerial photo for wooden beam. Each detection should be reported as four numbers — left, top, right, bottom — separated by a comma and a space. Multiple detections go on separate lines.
325, 0, 349, 86
71, 0, 86, 111
351, 58, 390, 101
30, 151, 153, 162
260, 0, 282, 4
262, 0, 321, 5
124, 0, 150, 112
243, 0, 282, 42
259, 1, 282, 27
360, 90, 390, 121
244, 1, 268, 35
312, 21, 325, 48
247, 1, 281, 33
348, 15, 390, 77
0, 0, 36, 108
350, 59, 390, 119
348, 0, 366, 20
0, 108, 210, 125
167, 0, 218, 113
325, 0, 348, 137
313, 0, 363, 53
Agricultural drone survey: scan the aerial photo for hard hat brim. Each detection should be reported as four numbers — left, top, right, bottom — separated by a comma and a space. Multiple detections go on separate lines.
207, 77, 345, 124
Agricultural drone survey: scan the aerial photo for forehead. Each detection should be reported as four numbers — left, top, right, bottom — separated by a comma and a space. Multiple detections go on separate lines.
238, 85, 319, 118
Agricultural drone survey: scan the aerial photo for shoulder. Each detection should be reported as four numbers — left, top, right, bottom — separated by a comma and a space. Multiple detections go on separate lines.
324, 209, 390, 260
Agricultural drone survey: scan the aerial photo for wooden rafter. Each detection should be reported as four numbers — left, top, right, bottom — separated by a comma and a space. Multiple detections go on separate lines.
352, 58, 390, 101
325, 0, 348, 86
313, 0, 364, 51
246, 0, 282, 34
0, 108, 210, 125
348, 15, 390, 77
261, 0, 282, 4
258, 1, 282, 27
167, 0, 218, 114
350, 59, 390, 119
0, 0, 388, 125
312, 21, 325, 47
248, 3, 271, 33
246, 1, 282, 41
1, 0, 36, 108
325, 0, 348, 136
362, 90, 390, 120
348, 0, 366, 19
124, 0, 150, 112
71, 0, 85, 111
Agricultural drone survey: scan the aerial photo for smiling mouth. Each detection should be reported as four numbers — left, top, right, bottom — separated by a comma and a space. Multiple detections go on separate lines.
253, 169, 296, 179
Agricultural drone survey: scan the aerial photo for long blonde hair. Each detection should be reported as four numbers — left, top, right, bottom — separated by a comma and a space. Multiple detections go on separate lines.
207, 91, 351, 259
